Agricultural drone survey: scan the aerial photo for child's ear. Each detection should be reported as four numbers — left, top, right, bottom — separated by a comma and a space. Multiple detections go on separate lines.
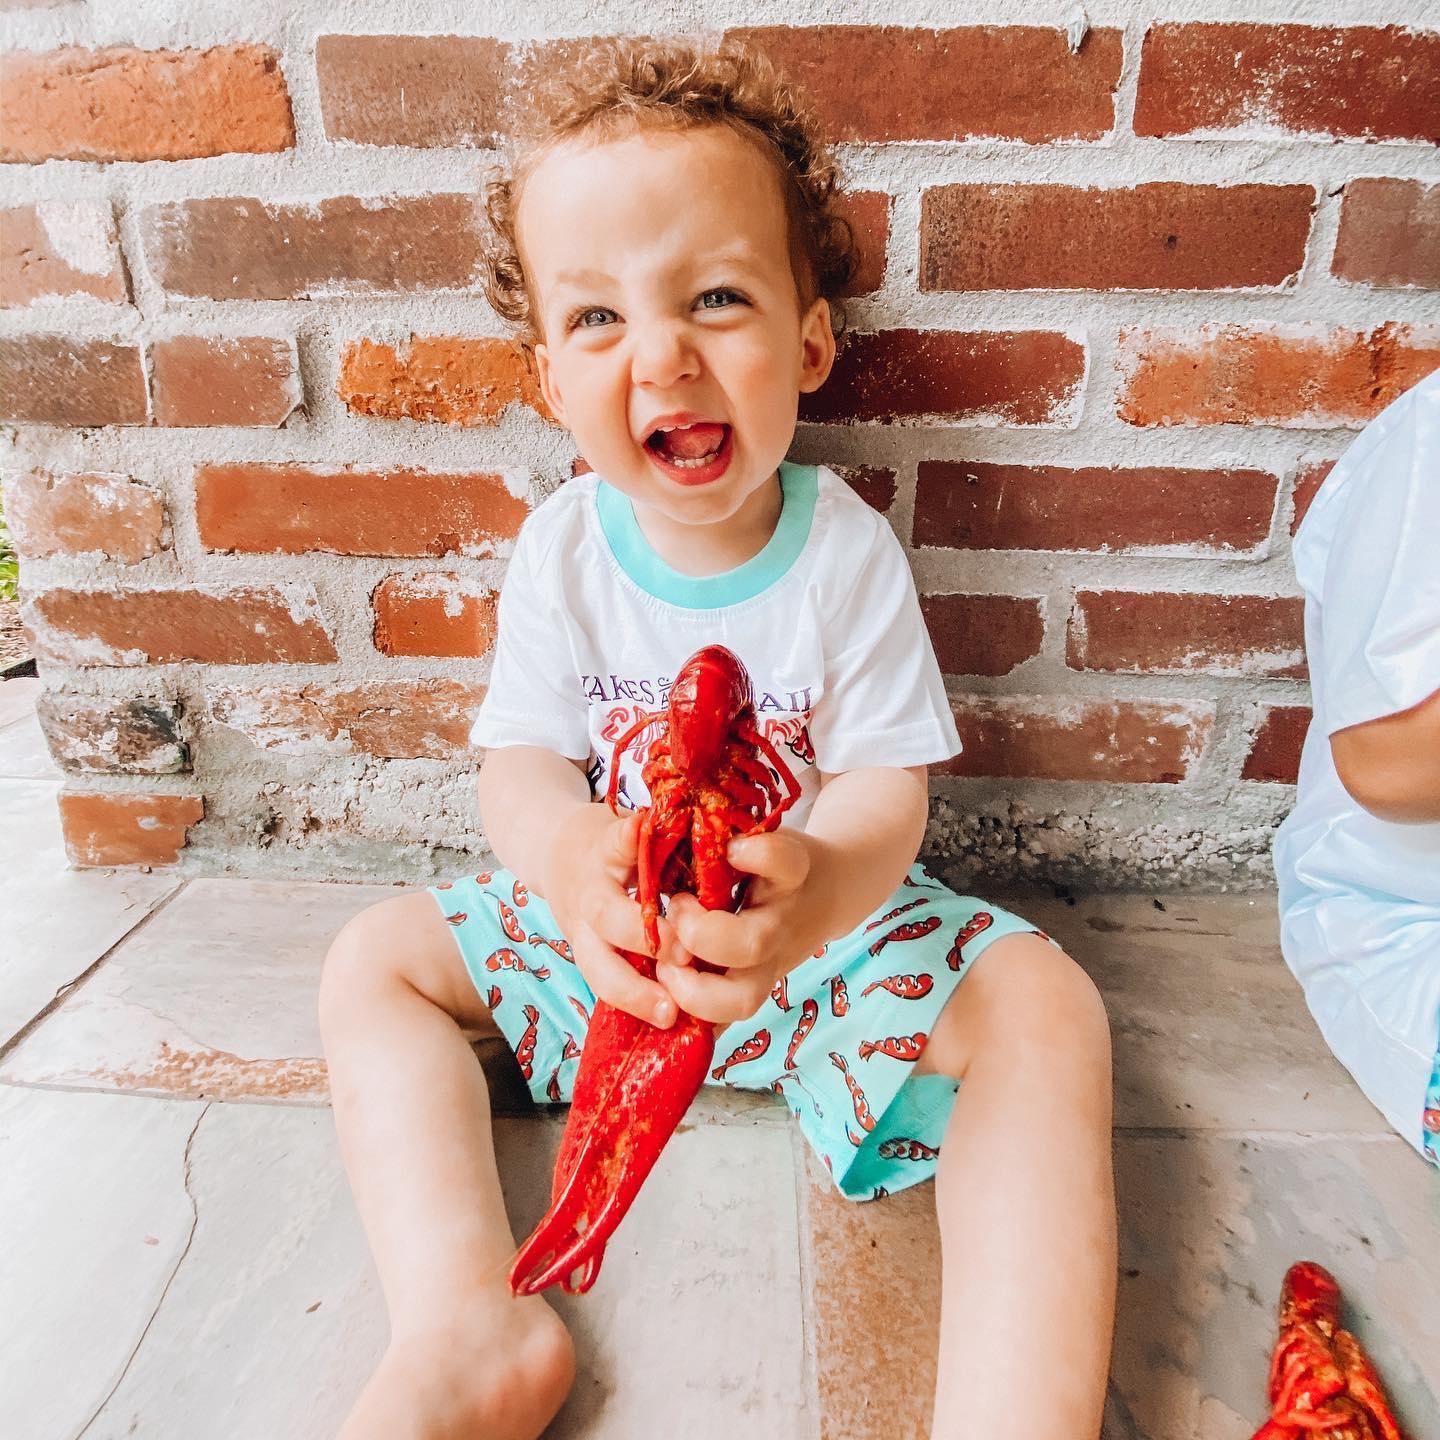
796, 295, 836, 395
535, 342, 568, 426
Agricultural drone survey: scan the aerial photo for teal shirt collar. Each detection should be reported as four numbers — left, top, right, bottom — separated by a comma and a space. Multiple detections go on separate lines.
594, 461, 818, 609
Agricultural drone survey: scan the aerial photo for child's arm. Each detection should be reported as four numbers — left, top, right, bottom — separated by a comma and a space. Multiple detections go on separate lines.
477, 746, 680, 1025
1330, 686, 1440, 824
658, 764, 929, 1024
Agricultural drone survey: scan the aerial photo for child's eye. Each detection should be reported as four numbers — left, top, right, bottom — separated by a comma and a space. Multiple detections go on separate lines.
698, 288, 745, 310
568, 307, 616, 331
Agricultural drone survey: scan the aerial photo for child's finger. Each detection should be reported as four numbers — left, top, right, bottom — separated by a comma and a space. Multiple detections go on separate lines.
665, 894, 773, 970
585, 878, 653, 958
656, 959, 770, 1026
727, 831, 809, 892
601, 811, 641, 875
574, 921, 676, 1028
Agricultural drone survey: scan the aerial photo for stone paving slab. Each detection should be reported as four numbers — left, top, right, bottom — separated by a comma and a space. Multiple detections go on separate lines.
0, 1083, 809, 1439
0, 775, 179, 1048
0, 696, 58, 780
1020, 894, 1386, 1134
0, 675, 41, 729
800, 1134, 1439, 1440
0, 877, 397, 1100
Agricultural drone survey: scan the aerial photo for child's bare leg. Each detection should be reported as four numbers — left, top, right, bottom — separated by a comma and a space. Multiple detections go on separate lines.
319, 892, 575, 1440
917, 934, 1115, 1440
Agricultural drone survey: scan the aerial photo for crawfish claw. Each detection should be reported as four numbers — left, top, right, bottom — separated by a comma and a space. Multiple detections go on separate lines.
508, 956, 715, 1297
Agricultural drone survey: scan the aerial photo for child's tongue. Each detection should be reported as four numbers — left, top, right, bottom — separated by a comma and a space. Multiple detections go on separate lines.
654, 422, 727, 460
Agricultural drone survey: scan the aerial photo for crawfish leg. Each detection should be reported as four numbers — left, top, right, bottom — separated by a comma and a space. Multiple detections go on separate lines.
637, 804, 689, 955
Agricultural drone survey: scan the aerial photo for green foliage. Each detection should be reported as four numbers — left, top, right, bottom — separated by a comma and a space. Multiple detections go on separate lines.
0, 492, 17, 603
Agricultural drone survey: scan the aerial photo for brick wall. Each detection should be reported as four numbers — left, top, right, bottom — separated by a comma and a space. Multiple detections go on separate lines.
2, 2, 1438, 889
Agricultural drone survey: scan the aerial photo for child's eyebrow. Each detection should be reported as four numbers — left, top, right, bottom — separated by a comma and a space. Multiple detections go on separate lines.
552, 248, 766, 292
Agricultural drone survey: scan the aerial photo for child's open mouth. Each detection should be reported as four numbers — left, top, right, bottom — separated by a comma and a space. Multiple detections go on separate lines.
644, 421, 734, 486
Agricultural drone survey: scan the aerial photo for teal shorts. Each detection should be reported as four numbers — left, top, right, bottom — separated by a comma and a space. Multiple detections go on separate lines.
430, 863, 1052, 1200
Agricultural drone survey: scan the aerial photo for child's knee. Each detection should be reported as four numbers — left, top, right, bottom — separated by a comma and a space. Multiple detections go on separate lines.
318, 895, 419, 1027
928, 935, 1111, 1079
992, 939, 1109, 1056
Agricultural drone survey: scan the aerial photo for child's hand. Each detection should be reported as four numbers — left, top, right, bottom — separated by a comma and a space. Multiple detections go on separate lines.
657, 830, 828, 1025
542, 806, 682, 1030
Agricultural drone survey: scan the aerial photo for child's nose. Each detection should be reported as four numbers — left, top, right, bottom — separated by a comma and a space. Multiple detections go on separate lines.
629, 319, 702, 388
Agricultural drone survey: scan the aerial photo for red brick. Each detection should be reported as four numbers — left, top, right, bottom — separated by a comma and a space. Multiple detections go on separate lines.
1242, 705, 1312, 784
372, 574, 499, 658
0, 335, 147, 426
801, 329, 1084, 426
937, 696, 1214, 784
0, 45, 293, 162
151, 335, 300, 427
914, 462, 1276, 554
195, 464, 527, 559
1134, 24, 1440, 143
339, 336, 554, 426
0, 202, 128, 307
920, 594, 1043, 676
729, 25, 1123, 143
921, 183, 1312, 292
5, 470, 164, 562
27, 586, 337, 667
1291, 461, 1337, 535
836, 191, 888, 297
59, 792, 203, 868
1068, 590, 1306, 678
1333, 179, 1440, 289
141, 194, 483, 301
317, 34, 509, 147
36, 692, 188, 774
209, 678, 485, 760
1117, 323, 1440, 428
832, 464, 897, 514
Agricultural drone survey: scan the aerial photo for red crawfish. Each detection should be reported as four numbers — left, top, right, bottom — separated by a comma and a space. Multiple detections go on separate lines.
1249, 1262, 1404, 1440
497, 898, 525, 944
829, 1051, 876, 1134
861, 972, 935, 1001
509, 646, 800, 1298
878, 1137, 940, 1162
515, 1004, 541, 1082
711, 1028, 771, 1082
947, 911, 994, 970
858, 1031, 927, 1063
785, 998, 819, 1070
868, 913, 941, 957
484, 948, 550, 982
529, 934, 574, 964
864, 898, 929, 932
770, 974, 791, 1011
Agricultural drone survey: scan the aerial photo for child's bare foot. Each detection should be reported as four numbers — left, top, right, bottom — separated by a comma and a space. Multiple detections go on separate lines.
337, 1289, 575, 1440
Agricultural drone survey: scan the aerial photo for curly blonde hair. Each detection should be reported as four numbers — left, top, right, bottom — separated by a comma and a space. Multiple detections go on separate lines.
478, 35, 861, 357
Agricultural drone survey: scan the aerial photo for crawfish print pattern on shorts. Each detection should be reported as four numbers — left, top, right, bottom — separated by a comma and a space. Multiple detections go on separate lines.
430, 862, 1058, 1201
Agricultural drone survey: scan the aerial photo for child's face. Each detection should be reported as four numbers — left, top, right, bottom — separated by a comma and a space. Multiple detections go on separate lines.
520, 123, 835, 531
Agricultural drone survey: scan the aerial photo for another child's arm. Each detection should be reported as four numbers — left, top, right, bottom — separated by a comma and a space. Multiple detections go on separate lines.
1330, 686, 1440, 824
477, 745, 680, 1026
658, 763, 929, 1024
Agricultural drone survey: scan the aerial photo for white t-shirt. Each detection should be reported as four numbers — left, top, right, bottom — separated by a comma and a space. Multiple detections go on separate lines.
471, 461, 961, 830
1273, 368, 1440, 1148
